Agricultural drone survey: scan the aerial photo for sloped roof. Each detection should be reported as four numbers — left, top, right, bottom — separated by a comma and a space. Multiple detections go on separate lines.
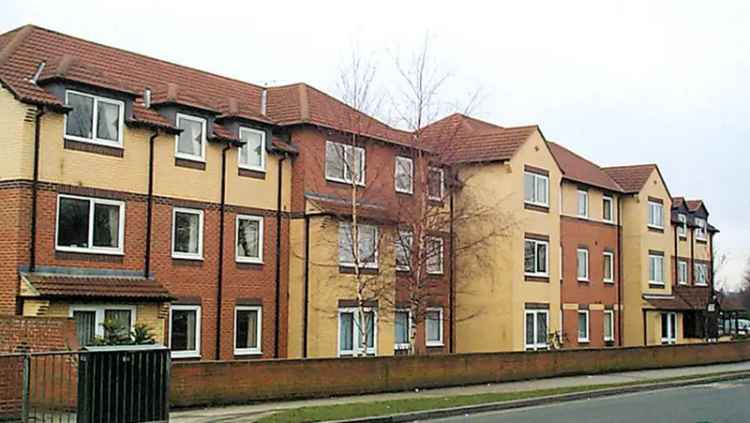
686, 200, 704, 212
547, 142, 622, 192
672, 196, 686, 209
602, 164, 658, 193
420, 113, 539, 164
20, 273, 173, 301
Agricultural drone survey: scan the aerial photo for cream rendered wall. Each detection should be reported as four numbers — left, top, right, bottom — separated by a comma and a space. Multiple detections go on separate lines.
286, 218, 306, 358
560, 182, 618, 224
0, 87, 35, 181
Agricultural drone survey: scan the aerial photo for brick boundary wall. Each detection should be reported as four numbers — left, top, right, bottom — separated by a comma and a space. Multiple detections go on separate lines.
170, 341, 750, 408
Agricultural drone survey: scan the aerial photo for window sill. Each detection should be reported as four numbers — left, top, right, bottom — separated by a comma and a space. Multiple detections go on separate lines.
648, 282, 666, 289
525, 275, 550, 283
64, 138, 124, 158
326, 177, 365, 187
603, 280, 615, 285
426, 342, 444, 348
238, 168, 266, 179
234, 350, 263, 357
172, 254, 204, 261
524, 202, 550, 213
339, 265, 379, 275
64, 135, 123, 149
394, 344, 410, 351
55, 247, 124, 256
577, 340, 590, 344
577, 278, 589, 283
696, 239, 708, 244
175, 157, 206, 170
427, 271, 445, 276
647, 225, 665, 233
171, 352, 200, 359
236, 258, 264, 265
396, 189, 414, 196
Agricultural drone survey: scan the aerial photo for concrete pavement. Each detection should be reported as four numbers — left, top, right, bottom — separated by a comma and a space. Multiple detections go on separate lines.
170, 361, 750, 423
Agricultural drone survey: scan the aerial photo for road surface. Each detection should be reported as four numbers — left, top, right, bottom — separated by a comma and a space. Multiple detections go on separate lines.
432, 378, 750, 422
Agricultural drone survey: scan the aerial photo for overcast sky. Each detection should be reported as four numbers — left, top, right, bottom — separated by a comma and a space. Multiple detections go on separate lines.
4, 0, 748, 289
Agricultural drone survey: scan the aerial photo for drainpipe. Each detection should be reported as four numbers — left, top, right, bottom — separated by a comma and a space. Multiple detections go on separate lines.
448, 168, 456, 354
673, 220, 678, 288
616, 196, 623, 346
216, 143, 231, 360
144, 130, 159, 278
303, 214, 310, 358
642, 309, 647, 346
690, 226, 695, 284
29, 106, 46, 274
274, 154, 287, 358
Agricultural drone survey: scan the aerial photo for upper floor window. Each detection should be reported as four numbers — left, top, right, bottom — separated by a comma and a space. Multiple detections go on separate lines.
394, 157, 414, 194
238, 127, 266, 172
602, 196, 614, 222
603, 251, 615, 283
395, 229, 413, 271
649, 252, 664, 285
695, 263, 708, 286
524, 171, 549, 207
678, 260, 688, 285
172, 207, 204, 260
236, 215, 263, 264
695, 218, 707, 241
577, 190, 588, 218
576, 248, 589, 281
648, 200, 664, 229
56, 194, 125, 255
427, 167, 445, 201
338, 222, 378, 268
425, 236, 444, 275
524, 238, 548, 276
176, 114, 207, 162
677, 214, 687, 238
326, 141, 365, 185
65, 91, 124, 147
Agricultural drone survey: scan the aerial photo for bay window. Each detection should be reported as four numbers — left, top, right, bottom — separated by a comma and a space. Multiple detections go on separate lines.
64, 90, 124, 147
56, 195, 125, 254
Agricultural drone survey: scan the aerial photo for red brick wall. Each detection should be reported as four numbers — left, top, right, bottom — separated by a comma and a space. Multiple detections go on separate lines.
0, 184, 32, 315
170, 341, 750, 408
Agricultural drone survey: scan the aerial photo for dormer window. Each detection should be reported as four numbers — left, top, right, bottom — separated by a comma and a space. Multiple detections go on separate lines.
695, 218, 707, 241
176, 114, 206, 162
64, 90, 124, 148
239, 127, 266, 172
677, 214, 687, 238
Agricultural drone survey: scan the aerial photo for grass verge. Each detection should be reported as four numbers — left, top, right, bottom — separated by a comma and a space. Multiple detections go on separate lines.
256, 370, 749, 423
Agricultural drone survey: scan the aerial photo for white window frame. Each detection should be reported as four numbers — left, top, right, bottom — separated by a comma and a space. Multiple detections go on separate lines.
171, 207, 204, 260
648, 200, 664, 229
428, 167, 445, 201
175, 113, 207, 162
649, 253, 665, 285
695, 263, 708, 286
169, 304, 201, 358
577, 310, 590, 343
603, 310, 615, 342
69, 304, 137, 341
238, 127, 267, 172
235, 214, 264, 264
603, 251, 615, 283
577, 190, 589, 218
338, 222, 379, 269
524, 309, 549, 351
325, 141, 365, 186
64, 90, 125, 148
524, 171, 549, 207
661, 312, 677, 345
425, 236, 444, 275
394, 156, 414, 194
395, 229, 413, 272
337, 307, 377, 357
55, 194, 126, 255
425, 308, 444, 347
678, 260, 688, 285
524, 239, 550, 277
577, 248, 589, 282
233, 305, 262, 356
602, 195, 614, 223
677, 214, 687, 239
695, 218, 707, 241
394, 309, 412, 350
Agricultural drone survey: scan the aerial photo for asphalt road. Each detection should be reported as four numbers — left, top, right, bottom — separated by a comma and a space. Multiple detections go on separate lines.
432, 378, 750, 423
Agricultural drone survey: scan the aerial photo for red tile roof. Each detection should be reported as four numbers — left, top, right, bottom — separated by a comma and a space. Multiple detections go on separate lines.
547, 142, 622, 192
686, 200, 704, 212
21, 273, 173, 301
602, 164, 657, 193
305, 193, 398, 223
420, 113, 539, 164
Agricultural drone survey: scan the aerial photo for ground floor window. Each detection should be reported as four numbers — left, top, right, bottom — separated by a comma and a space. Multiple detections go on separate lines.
425, 308, 444, 347
170, 305, 201, 358
338, 308, 376, 356
577, 310, 590, 343
70, 305, 135, 346
603, 310, 615, 342
661, 312, 677, 345
394, 309, 411, 350
234, 306, 262, 355
525, 309, 549, 351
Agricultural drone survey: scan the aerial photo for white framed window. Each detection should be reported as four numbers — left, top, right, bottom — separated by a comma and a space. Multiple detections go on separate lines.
394, 309, 411, 350
695, 218, 707, 241
175, 114, 207, 162
649, 253, 665, 285
325, 141, 365, 185
678, 260, 688, 285
677, 214, 687, 238
238, 127, 266, 172
603, 251, 615, 283
425, 236, 444, 275
577, 190, 588, 218
234, 306, 262, 355
64, 90, 124, 148
426, 308, 444, 347
55, 194, 125, 255
338, 308, 377, 356
648, 200, 664, 229
577, 310, 590, 343
695, 263, 708, 286
577, 248, 589, 281
524, 239, 549, 276
524, 309, 549, 351
172, 208, 204, 260
395, 229, 413, 271
661, 312, 676, 345
603, 310, 614, 342
70, 304, 136, 346
524, 171, 549, 207
427, 167, 445, 201
394, 156, 414, 194
602, 195, 614, 222
236, 215, 263, 264
338, 222, 378, 268
170, 305, 201, 358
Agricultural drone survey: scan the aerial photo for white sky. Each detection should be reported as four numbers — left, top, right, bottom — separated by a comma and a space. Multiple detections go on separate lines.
4, 0, 748, 289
